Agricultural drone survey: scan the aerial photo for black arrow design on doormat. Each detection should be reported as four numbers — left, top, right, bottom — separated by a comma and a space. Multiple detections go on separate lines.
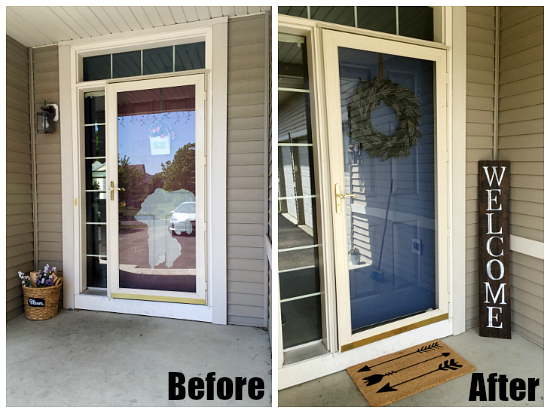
357, 342, 442, 372
362, 352, 450, 386
376, 358, 463, 393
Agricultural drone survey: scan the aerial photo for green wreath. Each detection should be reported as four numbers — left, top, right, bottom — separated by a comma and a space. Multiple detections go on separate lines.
348, 77, 422, 161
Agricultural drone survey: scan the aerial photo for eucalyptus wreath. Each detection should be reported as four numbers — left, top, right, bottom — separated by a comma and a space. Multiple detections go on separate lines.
348, 77, 422, 161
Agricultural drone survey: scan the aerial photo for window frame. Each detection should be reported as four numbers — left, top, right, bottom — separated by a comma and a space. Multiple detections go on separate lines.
105, 74, 207, 304
277, 8, 467, 388
322, 28, 450, 352
58, 17, 228, 324
278, 6, 444, 44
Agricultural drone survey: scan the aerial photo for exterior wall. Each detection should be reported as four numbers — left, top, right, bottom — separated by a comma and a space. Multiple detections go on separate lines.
464, 6, 544, 346
226, 14, 269, 327
17, 15, 269, 327
267, 14, 273, 339
6, 36, 33, 320
464, 6, 496, 329
33, 46, 63, 274
499, 6, 544, 345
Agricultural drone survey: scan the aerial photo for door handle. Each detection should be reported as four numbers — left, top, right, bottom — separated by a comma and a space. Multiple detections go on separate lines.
335, 183, 356, 214
110, 181, 125, 201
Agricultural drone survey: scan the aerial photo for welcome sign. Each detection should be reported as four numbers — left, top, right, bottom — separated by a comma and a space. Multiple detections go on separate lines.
478, 160, 511, 339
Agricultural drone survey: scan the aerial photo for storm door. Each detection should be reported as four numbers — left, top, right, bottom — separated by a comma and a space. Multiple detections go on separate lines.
106, 75, 206, 304
322, 30, 449, 350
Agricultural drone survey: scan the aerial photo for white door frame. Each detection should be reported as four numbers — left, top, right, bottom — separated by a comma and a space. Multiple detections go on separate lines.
59, 18, 228, 324
278, 7, 467, 389
106, 74, 207, 305
322, 28, 449, 352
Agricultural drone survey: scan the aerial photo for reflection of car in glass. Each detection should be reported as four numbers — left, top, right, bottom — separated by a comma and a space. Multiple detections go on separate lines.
169, 202, 196, 236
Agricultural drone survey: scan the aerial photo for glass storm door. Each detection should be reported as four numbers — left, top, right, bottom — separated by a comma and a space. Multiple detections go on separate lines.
106, 75, 206, 304
322, 30, 449, 349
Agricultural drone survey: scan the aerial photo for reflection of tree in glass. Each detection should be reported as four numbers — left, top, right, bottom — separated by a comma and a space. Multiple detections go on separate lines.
161, 143, 195, 194
118, 155, 146, 206
95, 127, 100, 156
147, 173, 165, 195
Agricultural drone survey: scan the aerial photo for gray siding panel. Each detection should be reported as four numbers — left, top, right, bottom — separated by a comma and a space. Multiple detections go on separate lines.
499, 6, 544, 244
465, 7, 544, 346
33, 45, 63, 272
465, 7, 496, 330
226, 14, 268, 327
6, 35, 32, 320
267, 12, 272, 339
12, 14, 269, 327
498, 6, 544, 345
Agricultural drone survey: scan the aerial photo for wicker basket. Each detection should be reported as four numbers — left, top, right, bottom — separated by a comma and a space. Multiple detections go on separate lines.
22, 284, 61, 321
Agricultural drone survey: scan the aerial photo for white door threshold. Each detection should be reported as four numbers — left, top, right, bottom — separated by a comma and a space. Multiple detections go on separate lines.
73, 293, 212, 322
279, 318, 453, 390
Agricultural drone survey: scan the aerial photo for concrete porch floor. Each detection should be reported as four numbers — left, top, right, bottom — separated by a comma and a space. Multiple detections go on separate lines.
6, 309, 272, 407
279, 328, 544, 407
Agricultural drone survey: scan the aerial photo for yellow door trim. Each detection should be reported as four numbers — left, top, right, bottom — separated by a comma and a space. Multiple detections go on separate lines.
341, 313, 449, 353
111, 293, 206, 305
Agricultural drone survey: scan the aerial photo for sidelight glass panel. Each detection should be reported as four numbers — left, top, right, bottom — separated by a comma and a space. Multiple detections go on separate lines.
278, 34, 323, 350
117, 85, 197, 293
85, 158, 106, 191
85, 192, 106, 223
278, 39, 307, 91
84, 92, 108, 289
280, 296, 322, 349
338, 47, 436, 332
84, 94, 105, 124
86, 224, 107, 256
87, 256, 107, 288
84, 125, 106, 157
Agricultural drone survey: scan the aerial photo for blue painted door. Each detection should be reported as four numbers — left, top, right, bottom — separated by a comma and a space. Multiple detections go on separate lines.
337, 47, 437, 332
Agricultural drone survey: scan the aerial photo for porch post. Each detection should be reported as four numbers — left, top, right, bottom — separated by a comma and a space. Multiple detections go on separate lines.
210, 20, 228, 325
58, 44, 76, 309
450, 6, 467, 335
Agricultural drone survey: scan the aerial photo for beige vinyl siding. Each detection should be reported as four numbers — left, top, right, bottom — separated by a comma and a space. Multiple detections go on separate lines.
226, 14, 268, 327
267, 14, 273, 338
510, 251, 543, 345
498, 6, 544, 346
499, 6, 544, 242
6, 36, 33, 320
464, 6, 496, 329
33, 46, 63, 273
464, 7, 544, 346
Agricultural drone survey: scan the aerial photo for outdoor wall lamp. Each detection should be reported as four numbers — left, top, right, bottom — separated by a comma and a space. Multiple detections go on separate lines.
36, 102, 59, 134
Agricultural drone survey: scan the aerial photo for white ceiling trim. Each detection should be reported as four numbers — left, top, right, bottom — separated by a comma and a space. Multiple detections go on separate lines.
6, 6, 271, 48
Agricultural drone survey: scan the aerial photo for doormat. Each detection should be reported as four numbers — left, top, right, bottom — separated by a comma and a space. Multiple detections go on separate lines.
346, 340, 476, 407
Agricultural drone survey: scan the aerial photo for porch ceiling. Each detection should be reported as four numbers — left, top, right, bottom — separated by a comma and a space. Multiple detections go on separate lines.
6, 6, 271, 48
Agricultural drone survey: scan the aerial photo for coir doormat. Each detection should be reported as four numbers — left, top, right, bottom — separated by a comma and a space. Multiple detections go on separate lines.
346, 340, 476, 406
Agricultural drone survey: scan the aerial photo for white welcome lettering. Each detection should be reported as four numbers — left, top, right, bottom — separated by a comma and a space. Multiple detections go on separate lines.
483, 166, 507, 187
486, 189, 502, 211
487, 306, 503, 328
487, 213, 502, 235
484, 282, 507, 305
486, 236, 504, 258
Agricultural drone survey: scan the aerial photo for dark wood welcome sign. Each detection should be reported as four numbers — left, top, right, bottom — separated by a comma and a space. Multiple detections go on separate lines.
478, 160, 511, 339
